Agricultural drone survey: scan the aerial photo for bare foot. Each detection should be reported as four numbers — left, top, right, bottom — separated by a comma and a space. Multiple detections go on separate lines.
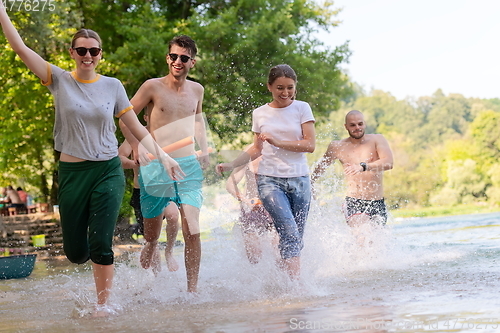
140, 241, 160, 271
165, 251, 179, 272
275, 258, 286, 270
151, 248, 161, 276
92, 304, 117, 318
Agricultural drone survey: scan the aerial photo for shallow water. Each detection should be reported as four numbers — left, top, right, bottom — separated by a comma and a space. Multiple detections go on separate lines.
1, 204, 500, 333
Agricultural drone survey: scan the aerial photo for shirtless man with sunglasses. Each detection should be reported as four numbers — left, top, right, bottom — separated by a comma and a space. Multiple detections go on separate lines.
120, 35, 209, 293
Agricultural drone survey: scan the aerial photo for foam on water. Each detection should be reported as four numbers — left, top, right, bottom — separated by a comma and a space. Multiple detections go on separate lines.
51, 195, 472, 315
2, 195, 499, 331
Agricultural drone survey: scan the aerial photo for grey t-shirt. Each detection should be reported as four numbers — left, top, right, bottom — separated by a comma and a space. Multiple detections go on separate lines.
43, 63, 133, 161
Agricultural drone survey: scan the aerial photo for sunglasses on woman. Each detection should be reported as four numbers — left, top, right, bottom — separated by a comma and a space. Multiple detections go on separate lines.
168, 53, 192, 63
73, 47, 102, 57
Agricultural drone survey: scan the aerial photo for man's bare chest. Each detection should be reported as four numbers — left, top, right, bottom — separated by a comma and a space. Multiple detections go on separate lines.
153, 93, 198, 116
338, 142, 379, 163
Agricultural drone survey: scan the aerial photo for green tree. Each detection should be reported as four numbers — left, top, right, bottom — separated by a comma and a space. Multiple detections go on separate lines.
413, 91, 472, 146
0, 0, 352, 207
486, 164, 500, 205
469, 110, 500, 206
469, 110, 500, 167
430, 159, 486, 206
345, 90, 424, 135
189, 0, 352, 141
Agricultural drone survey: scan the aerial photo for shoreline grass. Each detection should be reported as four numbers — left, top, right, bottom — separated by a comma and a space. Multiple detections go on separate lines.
391, 204, 499, 219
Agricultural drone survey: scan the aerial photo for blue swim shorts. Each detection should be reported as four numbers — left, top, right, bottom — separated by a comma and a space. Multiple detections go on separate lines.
139, 155, 203, 219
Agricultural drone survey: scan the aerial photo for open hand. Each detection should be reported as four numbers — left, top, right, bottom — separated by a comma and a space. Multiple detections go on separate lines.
160, 156, 185, 181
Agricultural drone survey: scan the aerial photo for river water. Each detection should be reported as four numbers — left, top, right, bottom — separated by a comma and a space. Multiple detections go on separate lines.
1, 204, 500, 332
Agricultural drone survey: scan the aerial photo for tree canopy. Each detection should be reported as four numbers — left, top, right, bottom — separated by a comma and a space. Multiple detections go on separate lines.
4, 1, 497, 212
0, 0, 352, 204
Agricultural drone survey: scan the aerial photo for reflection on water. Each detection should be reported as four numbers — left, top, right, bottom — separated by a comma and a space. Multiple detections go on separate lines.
1, 205, 500, 332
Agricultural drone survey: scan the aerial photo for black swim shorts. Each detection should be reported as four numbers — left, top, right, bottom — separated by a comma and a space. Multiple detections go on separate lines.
343, 196, 388, 225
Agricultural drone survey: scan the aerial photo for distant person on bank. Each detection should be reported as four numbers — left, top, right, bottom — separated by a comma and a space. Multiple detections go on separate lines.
16, 187, 28, 205
5, 185, 25, 209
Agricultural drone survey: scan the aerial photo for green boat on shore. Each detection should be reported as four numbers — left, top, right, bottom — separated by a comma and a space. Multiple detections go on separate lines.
0, 254, 37, 279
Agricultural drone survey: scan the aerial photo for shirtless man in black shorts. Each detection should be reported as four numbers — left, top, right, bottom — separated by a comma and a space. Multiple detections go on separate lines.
311, 110, 393, 226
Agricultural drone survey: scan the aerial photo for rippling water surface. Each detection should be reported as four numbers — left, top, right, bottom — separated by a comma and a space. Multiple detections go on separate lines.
1, 205, 499, 333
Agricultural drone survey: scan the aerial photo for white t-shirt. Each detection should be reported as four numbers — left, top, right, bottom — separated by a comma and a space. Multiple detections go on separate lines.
43, 63, 133, 161
252, 100, 315, 177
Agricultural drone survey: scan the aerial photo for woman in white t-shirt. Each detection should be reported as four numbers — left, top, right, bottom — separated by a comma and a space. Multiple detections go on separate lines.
217, 64, 315, 280
0, 8, 182, 316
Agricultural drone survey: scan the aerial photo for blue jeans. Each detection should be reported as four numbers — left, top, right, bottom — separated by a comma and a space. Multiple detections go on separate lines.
257, 175, 311, 259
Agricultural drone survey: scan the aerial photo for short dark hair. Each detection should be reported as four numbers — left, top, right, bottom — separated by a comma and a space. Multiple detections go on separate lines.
71, 29, 102, 48
169, 35, 197, 58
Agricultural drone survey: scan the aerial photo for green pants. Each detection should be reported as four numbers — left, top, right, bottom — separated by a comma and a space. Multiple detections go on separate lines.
58, 157, 125, 265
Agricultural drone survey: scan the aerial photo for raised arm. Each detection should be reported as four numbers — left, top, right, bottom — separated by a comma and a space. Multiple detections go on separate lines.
0, 7, 48, 82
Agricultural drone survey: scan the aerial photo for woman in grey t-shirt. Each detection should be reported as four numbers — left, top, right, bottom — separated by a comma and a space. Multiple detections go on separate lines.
0, 7, 183, 317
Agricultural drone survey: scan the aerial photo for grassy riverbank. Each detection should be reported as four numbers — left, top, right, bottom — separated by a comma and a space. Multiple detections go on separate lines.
391, 203, 499, 219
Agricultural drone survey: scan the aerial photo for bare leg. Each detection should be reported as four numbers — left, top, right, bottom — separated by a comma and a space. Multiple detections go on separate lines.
180, 204, 201, 293
92, 263, 114, 317
282, 256, 300, 281
183, 232, 201, 293
347, 214, 372, 246
140, 215, 163, 273
270, 230, 280, 260
242, 231, 262, 264
346, 214, 372, 228
164, 203, 180, 271
92, 263, 114, 304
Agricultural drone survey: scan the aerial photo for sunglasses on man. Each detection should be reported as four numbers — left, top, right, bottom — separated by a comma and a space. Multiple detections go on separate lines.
168, 53, 193, 63
73, 47, 102, 57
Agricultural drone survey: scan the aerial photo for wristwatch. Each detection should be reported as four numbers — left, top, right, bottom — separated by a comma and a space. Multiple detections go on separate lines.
360, 162, 367, 172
